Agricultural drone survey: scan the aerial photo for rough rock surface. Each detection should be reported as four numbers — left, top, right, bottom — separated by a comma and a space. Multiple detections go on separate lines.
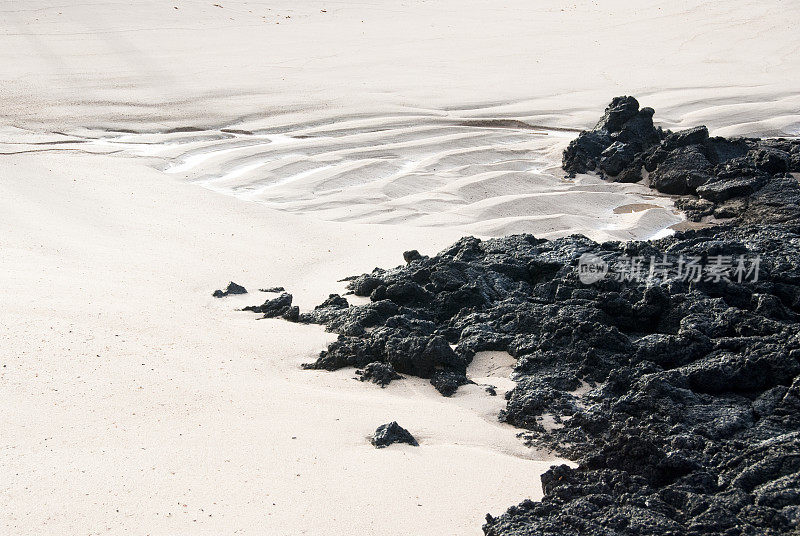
563, 97, 800, 223
259, 286, 285, 293
371, 421, 419, 448
212, 281, 247, 297
403, 249, 424, 263
298, 222, 800, 535
562, 96, 665, 182
243, 292, 298, 321
240, 99, 800, 535
430, 370, 473, 397
355, 362, 403, 387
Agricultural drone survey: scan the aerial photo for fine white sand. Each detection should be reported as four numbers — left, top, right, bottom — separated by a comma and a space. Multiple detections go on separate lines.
3, 0, 799, 136
2, 1, 799, 534
1, 152, 560, 535
54, 121, 683, 240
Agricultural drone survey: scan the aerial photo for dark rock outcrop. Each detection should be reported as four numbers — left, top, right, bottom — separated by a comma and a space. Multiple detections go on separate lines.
403, 249, 424, 263
237, 98, 800, 535
563, 96, 665, 181
430, 370, 472, 397
298, 212, 798, 536
371, 421, 419, 448
243, 292, 298, 321
355, 362, 403, 387
212, 281, 247, 297
563, 97, 800, 223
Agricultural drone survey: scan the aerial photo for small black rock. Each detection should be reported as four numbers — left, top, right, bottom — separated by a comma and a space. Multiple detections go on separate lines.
403, 250, 423, 263
371, 421, 418, 448
355, 362, 403, 387
212, 281, 248, 297
430, 370, 471, 397
243, 292, 294, 318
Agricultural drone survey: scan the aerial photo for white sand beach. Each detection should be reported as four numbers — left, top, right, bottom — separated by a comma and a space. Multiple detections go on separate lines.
2, 1, 798, 534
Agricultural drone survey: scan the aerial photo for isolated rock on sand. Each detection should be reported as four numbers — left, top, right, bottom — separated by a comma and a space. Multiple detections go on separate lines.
212, 281, 247, 297
371, 421, 418, 448
355, 362, 403, 388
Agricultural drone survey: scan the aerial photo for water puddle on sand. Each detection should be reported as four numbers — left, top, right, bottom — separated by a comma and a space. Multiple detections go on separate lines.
613, 202, 662, 214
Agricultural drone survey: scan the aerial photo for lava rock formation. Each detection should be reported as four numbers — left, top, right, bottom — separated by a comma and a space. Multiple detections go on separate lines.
563, 96, 800, 224
241, 99, 800, 535
355, 362, 403, 387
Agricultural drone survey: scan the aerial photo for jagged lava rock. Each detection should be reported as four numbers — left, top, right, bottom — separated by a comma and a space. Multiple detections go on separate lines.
294, 223, 800, 535
562, 96, 664, 181
212, 281, 247, 297
371, 421, 419, 448
563, 97, 800, 223
355, 362, 403, 387
239, 98, 800, 536
243, 292, 297, 321
430, 370, 472, 397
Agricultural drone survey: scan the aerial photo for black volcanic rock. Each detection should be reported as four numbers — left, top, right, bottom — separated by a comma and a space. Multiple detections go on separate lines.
563, 96, 664, 178
741, 177, 800, 225
403, 249, 424, 263
212, 281, 247, 297
243, 292, 296, 320
349, 272, 385, 296
648, 145, 713, 195
355, 362, 403, 387
385, 334, 465, 378
238, 99, 800, 536
563, 96, 800, 226
291, 221, 800, 536
371, 421, 418, 448
430, 370, 472, 397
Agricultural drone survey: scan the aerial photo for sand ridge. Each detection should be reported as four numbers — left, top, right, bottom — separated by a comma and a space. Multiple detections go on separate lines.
4, 111, 684, 241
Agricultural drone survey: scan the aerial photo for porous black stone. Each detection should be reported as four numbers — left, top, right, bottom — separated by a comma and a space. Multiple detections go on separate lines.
355, 362, 403, 387
563, 97, 800, 220
371, 421, 419, 448
243, 292, 295, 319
403, 249, 424, 263
430, 370, 472, 397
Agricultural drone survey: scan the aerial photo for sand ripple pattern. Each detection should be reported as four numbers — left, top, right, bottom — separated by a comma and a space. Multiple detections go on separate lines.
87, 113, 682, 239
